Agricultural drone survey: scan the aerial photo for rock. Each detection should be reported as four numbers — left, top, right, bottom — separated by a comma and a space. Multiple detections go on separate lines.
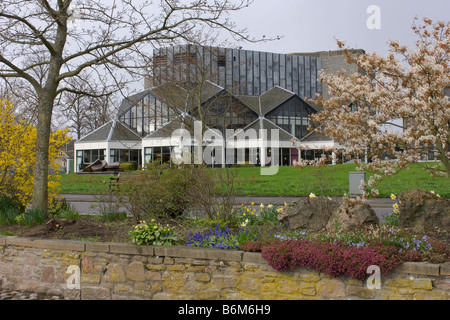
398, 189, 450, 233
327, 201, 379, 231
278, 196, 379, 232
278, 197, 340, 231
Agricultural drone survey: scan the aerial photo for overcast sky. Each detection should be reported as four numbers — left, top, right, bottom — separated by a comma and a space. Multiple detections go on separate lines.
228, 0, 450, 55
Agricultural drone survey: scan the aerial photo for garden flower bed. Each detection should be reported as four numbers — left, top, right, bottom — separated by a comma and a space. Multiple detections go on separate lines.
1, 196, 449, 281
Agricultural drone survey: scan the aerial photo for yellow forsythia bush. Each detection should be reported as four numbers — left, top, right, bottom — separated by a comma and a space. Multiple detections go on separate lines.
0, 99, 71, 208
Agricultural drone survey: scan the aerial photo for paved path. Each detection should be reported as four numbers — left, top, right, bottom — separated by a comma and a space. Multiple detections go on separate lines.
61, 193, 395, 222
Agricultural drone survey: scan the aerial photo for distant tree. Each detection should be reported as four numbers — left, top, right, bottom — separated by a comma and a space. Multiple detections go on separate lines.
310, 18, 449, 196
55, 73, 117, 139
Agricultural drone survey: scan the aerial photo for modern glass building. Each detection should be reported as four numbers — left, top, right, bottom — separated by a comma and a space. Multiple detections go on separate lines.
74, 45, 361, 171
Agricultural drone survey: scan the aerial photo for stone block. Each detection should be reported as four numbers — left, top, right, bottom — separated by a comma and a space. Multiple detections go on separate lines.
167, 264, 185, 271
236, 276, 261, 295
440, 263, 450, 276
434, 279, 450, 291
211, 275, 237, 289
413, 290, 447, 300
317, 278, 346, 298
411, 279, 433, 290
38, 239, 85, 251
194, 273, 211, 282
113, 283, 134, 294
104, 263, 126, 283
395, 262, 440, 276
81, 286, 111, 300
81, 274, 101, 284
154, 246, 243, 261
110, 243, 153, 255
81, 257, 95, 274
300, 283, 316, 296
242, 252, 266, 264
384, 278, 411, 288
41, 266, 56, 283
85, 242, 110, 253
145, 271, 162, 281
347, 285, 376, 299
126, 261, 145, 281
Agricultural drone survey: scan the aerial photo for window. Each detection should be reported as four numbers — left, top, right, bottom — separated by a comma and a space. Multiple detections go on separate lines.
218, 55, 226, 67
152, 146, 172, 165
154, 54, 167, 66
76, 150, 83, 171
110, 149, 131, 163
265, 96, 316, 139
144, 147, 153, 165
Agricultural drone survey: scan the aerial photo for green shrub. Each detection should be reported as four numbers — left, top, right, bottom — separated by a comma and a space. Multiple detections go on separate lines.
0, 207, 20, 225
15, 208, 46, 226
119, 162, 135, 171
383, 211, 399, 226
101, 210, 127, 222
128, 219, 179, 245
236, 203, 282, 227
133, 163, 197, 218
0, 195, 25, 225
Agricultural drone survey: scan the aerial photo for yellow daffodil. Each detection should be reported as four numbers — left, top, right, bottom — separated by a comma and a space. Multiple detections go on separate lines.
251, 201, 255, 206
277, 208, 283, 213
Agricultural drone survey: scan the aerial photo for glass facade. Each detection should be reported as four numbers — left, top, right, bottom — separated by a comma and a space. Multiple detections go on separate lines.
143, 147, 171, 165
76, 149, 106, 171
119, 94, 174, 137
78, 149, 106, 164
110, 149, 141, 166
200, 95, 258, 135
265, 96, 316, 139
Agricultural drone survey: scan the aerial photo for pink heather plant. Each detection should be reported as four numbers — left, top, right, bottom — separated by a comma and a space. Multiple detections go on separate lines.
261, 240, 423, 280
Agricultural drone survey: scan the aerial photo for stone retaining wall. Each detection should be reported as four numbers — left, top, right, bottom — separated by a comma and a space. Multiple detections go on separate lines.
0, 236, 449, 300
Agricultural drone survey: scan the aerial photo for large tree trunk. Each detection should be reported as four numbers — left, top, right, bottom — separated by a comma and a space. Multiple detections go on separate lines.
31, 94, 55, 214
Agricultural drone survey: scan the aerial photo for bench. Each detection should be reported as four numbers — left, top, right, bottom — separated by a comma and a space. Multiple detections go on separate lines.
108, 171, 162, 190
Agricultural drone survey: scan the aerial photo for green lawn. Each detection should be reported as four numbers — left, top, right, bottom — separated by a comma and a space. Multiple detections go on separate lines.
59, 163, 450, 198
232, 163, 449, 198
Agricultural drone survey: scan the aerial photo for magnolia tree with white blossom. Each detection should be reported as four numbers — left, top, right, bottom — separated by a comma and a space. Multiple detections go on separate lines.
307, 18, 449, 197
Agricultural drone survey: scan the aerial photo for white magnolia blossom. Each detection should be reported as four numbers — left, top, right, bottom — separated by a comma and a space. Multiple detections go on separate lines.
307, 18, 449, 191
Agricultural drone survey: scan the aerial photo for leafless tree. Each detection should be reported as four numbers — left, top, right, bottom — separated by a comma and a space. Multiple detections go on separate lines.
0, 0, 266, 213
54, 73, 118, 139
